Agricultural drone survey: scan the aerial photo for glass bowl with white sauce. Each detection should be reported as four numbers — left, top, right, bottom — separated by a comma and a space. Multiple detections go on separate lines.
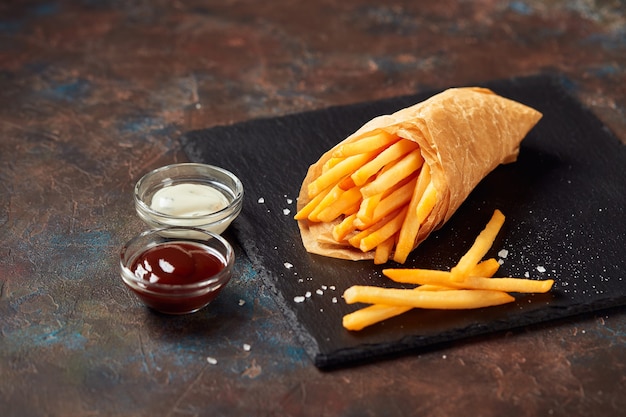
134, 163, 244, 237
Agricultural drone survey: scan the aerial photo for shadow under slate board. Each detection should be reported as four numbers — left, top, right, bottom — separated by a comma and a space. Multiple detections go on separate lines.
181, 74, 626, 369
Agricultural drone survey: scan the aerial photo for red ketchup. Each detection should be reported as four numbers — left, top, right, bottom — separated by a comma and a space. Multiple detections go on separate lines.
128, 242, 227, 314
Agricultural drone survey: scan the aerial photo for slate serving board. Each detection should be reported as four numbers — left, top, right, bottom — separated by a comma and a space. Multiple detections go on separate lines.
181, 74, 626, 369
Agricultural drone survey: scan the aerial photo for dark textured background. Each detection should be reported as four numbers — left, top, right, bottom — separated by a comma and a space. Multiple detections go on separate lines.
1, 1, 625, 416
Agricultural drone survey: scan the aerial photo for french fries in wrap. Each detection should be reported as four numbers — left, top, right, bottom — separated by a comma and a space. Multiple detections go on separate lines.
295, 87, 542, 264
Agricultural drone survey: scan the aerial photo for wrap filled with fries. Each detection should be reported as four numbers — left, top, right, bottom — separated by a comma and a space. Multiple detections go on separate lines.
294, 87, 542, 264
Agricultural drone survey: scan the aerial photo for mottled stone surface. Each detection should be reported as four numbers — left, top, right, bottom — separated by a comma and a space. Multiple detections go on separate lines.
0, 1, 624, 416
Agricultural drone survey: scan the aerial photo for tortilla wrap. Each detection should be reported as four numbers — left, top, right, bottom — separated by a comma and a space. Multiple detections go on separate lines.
296, 87, 542, 262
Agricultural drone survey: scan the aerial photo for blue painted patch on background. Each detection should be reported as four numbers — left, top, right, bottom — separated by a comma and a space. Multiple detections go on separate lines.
32, 2, 61, 16
117, 115, 178, 142
589, 64, 620, 77
0, 20, 23, 34
509, 1, 533, 16
8, 325, 88, 352
48, 231, 114, 280
41, 78, 92, 102
584, 29, 626, 51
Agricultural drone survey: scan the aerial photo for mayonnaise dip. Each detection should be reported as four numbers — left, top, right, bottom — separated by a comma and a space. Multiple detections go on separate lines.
150, 183, 229, 217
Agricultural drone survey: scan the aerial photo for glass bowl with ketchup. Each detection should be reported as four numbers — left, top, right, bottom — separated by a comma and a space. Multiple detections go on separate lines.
134, 163, 244, 236
120, 227, 235, 314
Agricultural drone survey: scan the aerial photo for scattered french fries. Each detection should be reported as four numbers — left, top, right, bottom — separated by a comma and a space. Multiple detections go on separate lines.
344, 286, 515, 310
341, 210, 555, 331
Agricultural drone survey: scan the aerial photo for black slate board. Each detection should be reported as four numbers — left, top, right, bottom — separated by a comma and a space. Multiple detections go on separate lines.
181, 74, 626, 369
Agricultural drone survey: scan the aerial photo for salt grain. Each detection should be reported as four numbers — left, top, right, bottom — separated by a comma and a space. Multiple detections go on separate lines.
284, 262, 293, 269
238, 299, 246, 306
257, 197, 265, 204
294, 296, 305, 303
316, 289, 323, 295
498, 249, 509, 258
286, 198, 293, 204
536, 266, 546, 273
243, 343, 251, 351
207, 357, 218, 365
283, 208, 291, 215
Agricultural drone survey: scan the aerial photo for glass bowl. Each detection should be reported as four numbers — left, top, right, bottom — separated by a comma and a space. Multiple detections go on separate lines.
120, 227, 235, 314
134, 163, 243, 237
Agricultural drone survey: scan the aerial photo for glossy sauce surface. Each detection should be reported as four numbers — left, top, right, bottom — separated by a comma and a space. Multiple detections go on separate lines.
150, 183, 229, 217
131, 241, 226, 285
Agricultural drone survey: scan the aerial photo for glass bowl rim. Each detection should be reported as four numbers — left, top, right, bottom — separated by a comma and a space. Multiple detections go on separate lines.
133, 162, 244, 221
120, 227, 235, 292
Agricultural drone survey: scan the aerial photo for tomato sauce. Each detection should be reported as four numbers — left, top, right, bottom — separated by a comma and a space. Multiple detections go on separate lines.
128, 241, 228, 314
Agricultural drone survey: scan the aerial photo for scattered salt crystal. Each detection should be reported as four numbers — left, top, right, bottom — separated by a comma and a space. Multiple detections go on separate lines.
243, 343, 251, 351
524, 272, 530, 278
536, 266, 546, 273
332, 297, 338, 303
321, 285, 328, 290
284, 262, 293, 269
283, 208, 291, 215
498, 259, 504, 265
305, 291, 312, 298
498, 249, 509, 258
316, 289, 323, 295
329, 286, 336, 291
238, 299, 246, 306
257, 197, 265, 204
195, 103, 202, 109
207, 357, 218, 365
286, 198, 293, 204
294, 296, 305, 303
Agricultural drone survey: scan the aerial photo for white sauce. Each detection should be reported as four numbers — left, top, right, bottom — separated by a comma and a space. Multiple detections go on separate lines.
151, 183, 229, 217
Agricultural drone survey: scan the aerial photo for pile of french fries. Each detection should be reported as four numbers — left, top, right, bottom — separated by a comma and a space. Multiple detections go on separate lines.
342, 209, 555, 331
294, 129, 438, 264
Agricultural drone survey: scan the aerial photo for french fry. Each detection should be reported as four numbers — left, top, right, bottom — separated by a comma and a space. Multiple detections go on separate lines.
316, 186, 363, 223
383, 269, 554, 293
351, 139, 419, 186
343, 303, 413, 331
322, 156, 344, 173
357, 193, 382, 224
393, 164, 433, 263
358, 206, 408, 252
374, 236, 395, 265
365, 175, 417, 226
308, 151, 377, 198
332, 130, 399, 158
347, 209, 400, 248
332, 213, 359, 242
360, 150, 424, 198
308, 184, 344, 222
450, 209, 505, 281
343, 286, 515, 309
294, 183, 333, 220
471, 258, 500, 278
341, 284, 457, 331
